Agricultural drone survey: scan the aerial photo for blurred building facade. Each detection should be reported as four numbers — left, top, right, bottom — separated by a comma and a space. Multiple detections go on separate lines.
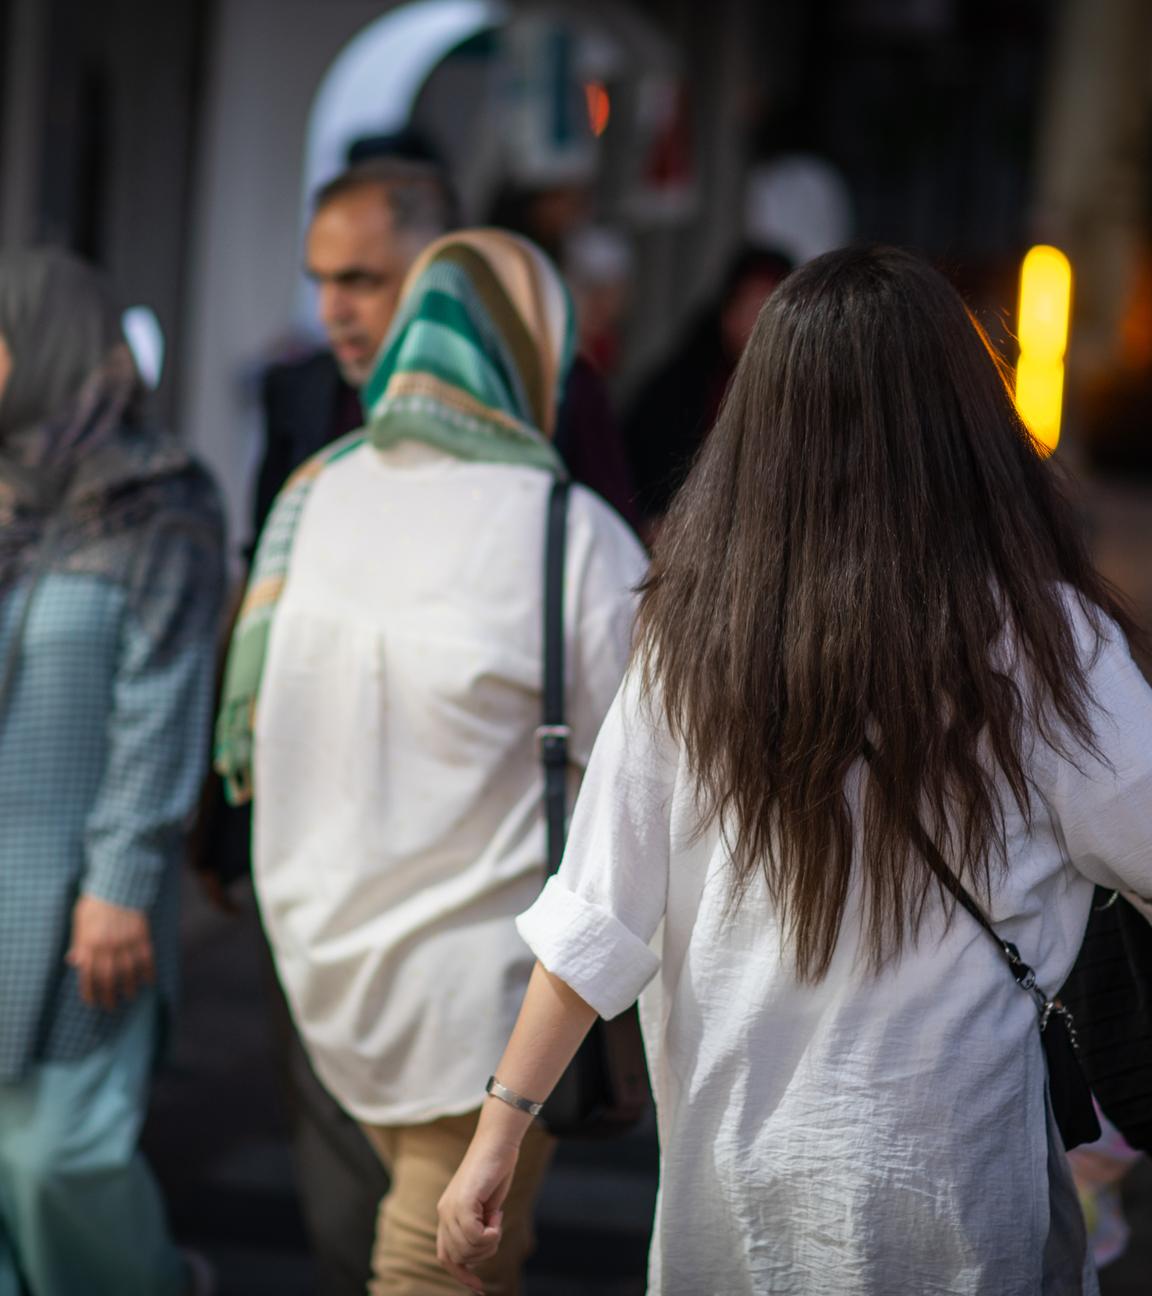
4, 0, 1148, 546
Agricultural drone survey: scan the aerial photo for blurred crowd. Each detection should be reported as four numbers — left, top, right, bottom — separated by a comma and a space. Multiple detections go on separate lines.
0, 127, 1150, 1296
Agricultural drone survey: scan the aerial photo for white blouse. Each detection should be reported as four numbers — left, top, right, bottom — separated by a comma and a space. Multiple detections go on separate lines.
253, 442, 647, 1125
518, 599, 1152, 1295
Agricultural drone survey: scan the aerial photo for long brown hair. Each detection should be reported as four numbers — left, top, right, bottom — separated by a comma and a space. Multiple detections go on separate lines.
637, 245, 1135, 980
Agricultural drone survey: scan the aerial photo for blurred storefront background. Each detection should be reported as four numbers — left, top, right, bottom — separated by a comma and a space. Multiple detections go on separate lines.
6, 0, 1150, 559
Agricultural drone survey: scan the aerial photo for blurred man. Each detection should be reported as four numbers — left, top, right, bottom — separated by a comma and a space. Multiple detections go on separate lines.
253, 158, 459, 535
254, 162, 638, 538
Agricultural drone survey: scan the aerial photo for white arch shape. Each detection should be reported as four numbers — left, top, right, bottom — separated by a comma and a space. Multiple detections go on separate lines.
302, 0, 679, 209
303, 0, 508, 203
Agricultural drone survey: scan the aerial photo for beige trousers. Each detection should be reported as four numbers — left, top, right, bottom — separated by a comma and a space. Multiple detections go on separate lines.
361, 1109, 555, 1295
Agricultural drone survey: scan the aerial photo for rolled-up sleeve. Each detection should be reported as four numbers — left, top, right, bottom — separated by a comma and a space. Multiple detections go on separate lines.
517, 669, 679, 1018
518, 878, 661, 1019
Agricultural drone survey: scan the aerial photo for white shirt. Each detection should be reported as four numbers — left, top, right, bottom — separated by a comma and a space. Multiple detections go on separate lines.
253, 442, 647, 1125
518, 599, 1152, 1295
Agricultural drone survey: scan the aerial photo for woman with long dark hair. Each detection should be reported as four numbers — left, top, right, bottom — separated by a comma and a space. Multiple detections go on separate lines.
437, 245, 1152, 1294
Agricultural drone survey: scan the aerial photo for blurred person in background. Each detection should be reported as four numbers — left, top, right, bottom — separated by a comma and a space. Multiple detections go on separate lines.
487, 181, 592, 264
199, 155, 638, 1294
253, 155, 461, 538
255, 160, 637, 540
485, 184, 639, 527
0, 250, 224, 1296
624, 246, 793, 533
215, 229, 647, 1294
555, 224, 641, 535
565, 224, 634, 377
438, 246, 1152, 1295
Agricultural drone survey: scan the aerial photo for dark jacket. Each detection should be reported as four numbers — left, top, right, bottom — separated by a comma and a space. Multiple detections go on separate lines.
623, 320, 731, 523
253, 349, 640, 545
251, 351, 363, 544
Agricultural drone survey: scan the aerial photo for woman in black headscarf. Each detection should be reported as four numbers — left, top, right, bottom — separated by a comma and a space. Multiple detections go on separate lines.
0, 250, 224, 1296
623, 246, 794, 532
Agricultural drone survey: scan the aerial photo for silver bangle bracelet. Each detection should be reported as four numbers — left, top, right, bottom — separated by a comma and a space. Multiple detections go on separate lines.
486, 1075, 544, 1118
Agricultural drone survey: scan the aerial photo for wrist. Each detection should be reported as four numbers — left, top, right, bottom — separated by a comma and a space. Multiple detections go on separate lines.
477, 1089, 536, 1150
485, 1075, 543, 1117
80, 881, 152, 916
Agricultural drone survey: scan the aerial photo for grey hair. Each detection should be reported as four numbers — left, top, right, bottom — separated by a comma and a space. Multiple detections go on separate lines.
313, 159, 459, 238
0, 248, 129, 438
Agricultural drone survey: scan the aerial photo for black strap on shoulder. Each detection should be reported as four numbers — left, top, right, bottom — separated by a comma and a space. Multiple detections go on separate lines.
540, 478, 572, 876
860, 739, 1047, 1005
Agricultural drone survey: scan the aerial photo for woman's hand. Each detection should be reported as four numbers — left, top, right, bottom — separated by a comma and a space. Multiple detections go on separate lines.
66, 894, 155, 1010
436, 1126, 522, 1293
435, 965, 598, 1290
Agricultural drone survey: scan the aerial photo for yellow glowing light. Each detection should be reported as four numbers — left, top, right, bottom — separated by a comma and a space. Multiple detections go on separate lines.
1014, 354, 1065, 450
1015, 244, 1072, 453
585, 82, 611, 138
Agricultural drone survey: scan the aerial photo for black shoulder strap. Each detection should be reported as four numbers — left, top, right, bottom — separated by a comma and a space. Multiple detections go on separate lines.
540, 478, 572, 876
860, 740, 1046, 1003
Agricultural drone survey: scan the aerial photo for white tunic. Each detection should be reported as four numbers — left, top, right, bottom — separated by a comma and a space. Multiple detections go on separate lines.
253, 442, 647, 1125
518, 601, 1152, 1295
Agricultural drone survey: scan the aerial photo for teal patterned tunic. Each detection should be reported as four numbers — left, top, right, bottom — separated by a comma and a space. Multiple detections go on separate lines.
0, 465, 224, 1080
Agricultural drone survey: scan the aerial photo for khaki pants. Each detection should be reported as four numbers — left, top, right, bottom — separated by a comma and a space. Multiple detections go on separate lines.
361, 1109, 555, 1295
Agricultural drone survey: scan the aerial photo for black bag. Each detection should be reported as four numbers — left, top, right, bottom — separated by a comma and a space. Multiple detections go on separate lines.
535, 478, 651, 1139
1058, 888, 1152, 1153
862, 743, 1101, 1152
933, 865, 1100, 1151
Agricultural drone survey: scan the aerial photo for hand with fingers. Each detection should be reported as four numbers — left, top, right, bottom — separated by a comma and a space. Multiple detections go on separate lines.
66, 894, 156, 1011
436, 1136, 521, 1294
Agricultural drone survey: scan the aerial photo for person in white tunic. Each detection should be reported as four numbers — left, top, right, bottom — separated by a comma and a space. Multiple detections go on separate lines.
215, 230, 647, 1294
437, 245, 1152, 1296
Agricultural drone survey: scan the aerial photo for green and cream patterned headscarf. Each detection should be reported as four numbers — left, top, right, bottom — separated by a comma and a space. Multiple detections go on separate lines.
215, 229, 576, 803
